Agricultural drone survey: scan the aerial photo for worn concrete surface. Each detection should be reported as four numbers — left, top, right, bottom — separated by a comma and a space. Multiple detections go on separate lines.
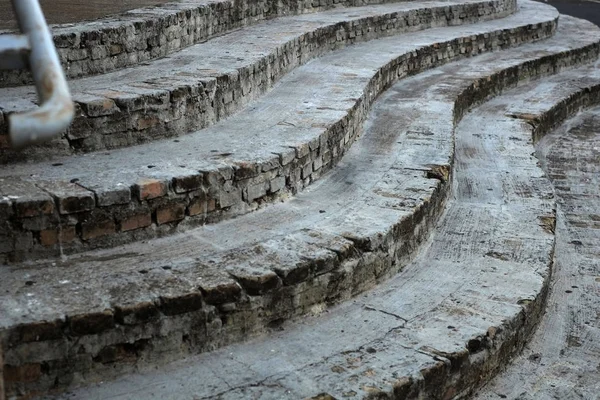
0, 0, 515, 85
0, 0, 519, 154
0, 0, 562, 262
31, 21, 569, 399
1, 2, 599, 398
474, 107, 600, 400
7, 13, 599, 395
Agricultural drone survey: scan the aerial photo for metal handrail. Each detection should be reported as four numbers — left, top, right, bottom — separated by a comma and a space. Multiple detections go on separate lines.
2, 0, 74, 148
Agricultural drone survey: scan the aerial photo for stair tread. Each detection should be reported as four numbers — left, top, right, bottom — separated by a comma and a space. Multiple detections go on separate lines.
1, 12, 595, 311
475, 103, 600, 400
0, 2, 561, 254
0, 0, 505, 112
2, 8, 595, 356
0, 2, 566, 183
37, 16, 600, 399
0, 0, 518, 157
0, 0, 430, 83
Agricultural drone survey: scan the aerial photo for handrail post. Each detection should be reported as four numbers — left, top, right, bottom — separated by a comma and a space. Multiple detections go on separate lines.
6, 0, 75, 148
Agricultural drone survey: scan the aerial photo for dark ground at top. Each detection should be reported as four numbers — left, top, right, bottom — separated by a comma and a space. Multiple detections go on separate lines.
0, 0, 172, 30
0, 0, 598, 31
538, 0, 600, 26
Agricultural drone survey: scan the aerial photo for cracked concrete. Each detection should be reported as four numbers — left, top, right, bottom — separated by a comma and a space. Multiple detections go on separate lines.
32, 13, 592, 398
2, 1, 600, 398
474, 106, 600, 400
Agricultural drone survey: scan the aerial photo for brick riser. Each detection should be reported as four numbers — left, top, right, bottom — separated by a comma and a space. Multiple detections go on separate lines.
0, 13, 558, 263
3, 31, 599, 400
0, 0, 516, 156
0, 0, 437, 87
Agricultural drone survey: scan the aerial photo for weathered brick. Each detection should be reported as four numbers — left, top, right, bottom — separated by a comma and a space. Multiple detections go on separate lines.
172, 174, 203, 193
36, 181, 95, 215
14, 197, 55, 218
136, 116, 160, 130
81, 218, 116, 240
198, 277, 242, 305
3, 363, 41, 383
269, 176, 286, 193
156, 203, 186, 224
158, 293, 203, 316
92, 185, 131, 206
133, 179, 168, 201
188, 197, 207, 216
75, 94, 120, 117
1, 180, 55, 218
217, 184, 241, 209
69, 310, 115, 335
233, 162, 260, 179
246, 182, 267, 202
120, 213, 152, 232
16, 319, 64, 343
39, 226, 77, 247
114, 302, 159, 325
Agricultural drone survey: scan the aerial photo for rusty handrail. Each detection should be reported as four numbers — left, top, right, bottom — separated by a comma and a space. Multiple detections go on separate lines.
6, 0, 74, 148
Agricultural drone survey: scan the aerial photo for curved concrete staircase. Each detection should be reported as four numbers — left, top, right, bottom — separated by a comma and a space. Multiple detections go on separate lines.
1, 0, 600, 398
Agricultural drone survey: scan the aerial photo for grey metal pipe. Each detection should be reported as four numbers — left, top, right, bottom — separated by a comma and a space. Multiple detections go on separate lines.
8, 0, 74, 148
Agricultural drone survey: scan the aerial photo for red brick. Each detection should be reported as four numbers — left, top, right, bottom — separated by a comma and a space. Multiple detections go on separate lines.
120, 213, 152, 232
136, 116, 160, 130
207, 198, 216, 212
156, 203, 185, 224
188, 198, 206, 216
15, 199, 54, 218
3, 363, 41, 383
81, 219, 116, 240
0, 346, 4, 400
39, 226, 76, 247
134, 179, 167, 201
0, 134, 9, 149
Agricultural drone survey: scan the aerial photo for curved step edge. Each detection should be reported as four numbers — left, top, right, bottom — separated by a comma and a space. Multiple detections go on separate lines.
2, 14, 599, 398
0, 1, 561, 262
0, 0, 461, 86
0, 0, 518, 153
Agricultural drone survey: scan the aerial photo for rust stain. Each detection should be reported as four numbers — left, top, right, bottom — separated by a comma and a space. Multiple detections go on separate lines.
426, 164, 450, 183
539, 215, 556, 234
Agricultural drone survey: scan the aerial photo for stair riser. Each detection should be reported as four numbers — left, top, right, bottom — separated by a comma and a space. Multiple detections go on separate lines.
0, 15, 559, 263
0, 0, 517, 156
0, 0, 463, 87
3, 33, 596, 400
391, 257, 553, 400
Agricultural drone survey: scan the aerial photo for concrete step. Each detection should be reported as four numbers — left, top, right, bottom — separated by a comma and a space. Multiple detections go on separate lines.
1, 12, 599, 398
0, 0, 426, 86
0, 0, 517, 154
475, 102, 600, 400
0, 1, 566, 263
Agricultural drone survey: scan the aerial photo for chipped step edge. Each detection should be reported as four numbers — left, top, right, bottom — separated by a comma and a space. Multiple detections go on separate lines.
6, 21, 600, 399
0, 0, 518, 152
0, 0, 459, 85
0, 4, 560, 263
